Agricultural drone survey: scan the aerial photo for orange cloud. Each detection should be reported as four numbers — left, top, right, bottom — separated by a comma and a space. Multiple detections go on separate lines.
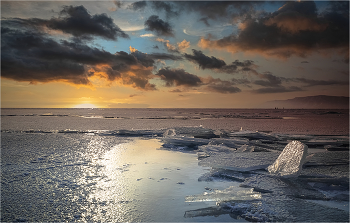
198, 1, 349, 61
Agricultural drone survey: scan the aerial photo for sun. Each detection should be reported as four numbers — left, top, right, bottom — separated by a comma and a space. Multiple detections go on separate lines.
73, 103, 98, 108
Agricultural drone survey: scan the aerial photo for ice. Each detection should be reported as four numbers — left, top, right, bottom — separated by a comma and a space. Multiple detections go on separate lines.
163, 128, 176, 137
229, 130, 277, 141
185, 186, 261, 202
163, 127, 218, 139
98, 129, 163, 137
267, 141, 308, 177
160, 136, 209, 150
198, 168, 253, 182
236, 144, 254, 152
199, 152, 279, 172
186, 190, 349, 222
301, 151, 349, 178
198, 144, 236, 155
215, 194, 349, 222
241, 175, 328, 200
207, 138, 249, 148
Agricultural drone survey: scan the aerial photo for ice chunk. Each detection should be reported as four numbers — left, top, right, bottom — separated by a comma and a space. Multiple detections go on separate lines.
267, 141, 308, 177
163, 129, 176, 137
163, 127, 218, 139
236, 144, 254, 152
185, 186, 261, 202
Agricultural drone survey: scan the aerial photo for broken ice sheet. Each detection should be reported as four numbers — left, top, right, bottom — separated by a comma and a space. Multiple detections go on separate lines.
185, 193, 349, 222
160, 136, 209, 150
199, 152, 279, 172
163, 127, 218, 139
198, 168, 253, 182
240, 175, 328, 200
185, 186, 261, 202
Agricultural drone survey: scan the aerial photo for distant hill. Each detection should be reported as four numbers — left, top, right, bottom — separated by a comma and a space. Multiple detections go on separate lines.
262, 95, 349, 109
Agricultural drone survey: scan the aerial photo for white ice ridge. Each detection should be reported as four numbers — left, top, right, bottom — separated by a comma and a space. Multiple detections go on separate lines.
267, 141, 308, 177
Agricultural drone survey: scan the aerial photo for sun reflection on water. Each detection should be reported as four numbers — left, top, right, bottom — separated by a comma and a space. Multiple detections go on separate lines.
77, 139, 164, 222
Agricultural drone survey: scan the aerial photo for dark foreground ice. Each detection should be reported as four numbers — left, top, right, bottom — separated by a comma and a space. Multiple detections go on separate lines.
1, 126, 349, 222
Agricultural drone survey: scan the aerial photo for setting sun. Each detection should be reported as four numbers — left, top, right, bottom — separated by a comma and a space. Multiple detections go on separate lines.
73, 103, 98, 108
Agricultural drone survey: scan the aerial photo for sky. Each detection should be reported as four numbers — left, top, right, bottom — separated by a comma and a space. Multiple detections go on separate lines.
1, 0, 349, 108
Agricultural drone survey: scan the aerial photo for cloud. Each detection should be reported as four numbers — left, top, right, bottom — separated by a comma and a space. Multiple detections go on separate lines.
293, 78, 349, 87
253, 86, 303, 94
156, 38, 189, 53
109, 1, 123, 11
129, 46, 137, 53
156, 38, 178, 52
204, 78, 241, 94
2, 24, 182, 90
199, 17, 210, 27
155, 67, 202, 87
9, 5, 129, 40
144, 15, 174, 37
140, 33, 154, 38
264, 1, 327, 34
175, 1, 262, 22
177, 39, 190, 52
147, 53, 183, 61
184, 49, 225, 69
169, 89, 182, 93
184, 49, 257, 74
253, 72, 283, 87
151, 1, 178, 19
127, 1, 147, 11
198, 1, 349, 60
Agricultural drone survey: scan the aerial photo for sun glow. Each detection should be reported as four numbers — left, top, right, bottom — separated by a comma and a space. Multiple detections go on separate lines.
73, 103, 98, 108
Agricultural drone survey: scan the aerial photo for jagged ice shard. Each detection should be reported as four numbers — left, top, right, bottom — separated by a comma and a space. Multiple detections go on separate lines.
268, 141, 308, 177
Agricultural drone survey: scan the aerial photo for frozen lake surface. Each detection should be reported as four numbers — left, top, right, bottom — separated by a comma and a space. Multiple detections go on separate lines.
1, 108, 349, 222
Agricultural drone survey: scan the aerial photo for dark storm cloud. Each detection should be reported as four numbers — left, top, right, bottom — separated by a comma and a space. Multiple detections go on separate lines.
205, 78, 241, 94
1, 29, 91, 85
1, 26, 168, 90
184, 49, 257, 74
128, 1, 263, 24
175, 1, 263, 22
199, 1, 349, 60
128, 1, 147, 11
22, 5, 129, 40
184, 49, 226, 69
147, 53, 183, 61
4, 5, 129, 41
52, 5, 129, 40
156, 67, 202, 87
253, 72, 282, 87
144, 15, 174, 37
231, 78, 252, 87
253, 86, 303, 94
221, 60, 256, 74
